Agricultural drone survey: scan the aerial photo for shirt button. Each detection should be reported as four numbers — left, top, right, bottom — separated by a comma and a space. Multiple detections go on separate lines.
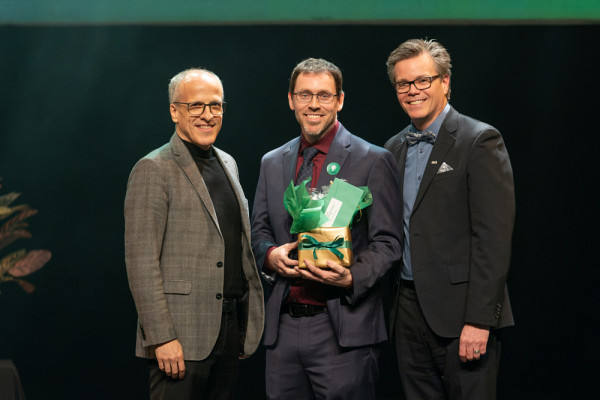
216, 293, 223, 300
217, 261, 223, 268
418, 176, 422, 181
419, 149, 424, 153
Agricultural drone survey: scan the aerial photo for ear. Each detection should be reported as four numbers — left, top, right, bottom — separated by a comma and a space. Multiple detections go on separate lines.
170, 104, 178, 123
441, 75, 450, 97
336, 91, 345, 112
288, 92, 295, 110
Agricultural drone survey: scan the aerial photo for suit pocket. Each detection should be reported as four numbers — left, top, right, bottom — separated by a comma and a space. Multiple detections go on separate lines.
163, 280, 192, 294
433, 169, 461, 181
448, 264, 470, 284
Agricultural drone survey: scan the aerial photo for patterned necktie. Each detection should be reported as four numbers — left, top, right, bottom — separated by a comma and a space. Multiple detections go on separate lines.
405, 130, 436, 146
295, 146, 320, 188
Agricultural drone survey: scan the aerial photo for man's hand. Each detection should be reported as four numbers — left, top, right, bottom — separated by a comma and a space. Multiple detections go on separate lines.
267, 242, 301, 278
154, 339, 185, 379
459, 324, 490, 363
295, 259, 353, 289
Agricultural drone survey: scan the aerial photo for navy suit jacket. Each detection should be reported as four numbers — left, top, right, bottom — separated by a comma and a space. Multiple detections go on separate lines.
251, 123, 403, 348
385, 106, 515, 338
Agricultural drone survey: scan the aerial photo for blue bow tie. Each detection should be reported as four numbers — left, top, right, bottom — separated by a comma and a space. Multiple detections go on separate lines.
405, 131, 436, 146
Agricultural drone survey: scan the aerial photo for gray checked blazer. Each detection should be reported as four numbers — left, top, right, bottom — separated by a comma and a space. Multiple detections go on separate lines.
125, 133, 264, 360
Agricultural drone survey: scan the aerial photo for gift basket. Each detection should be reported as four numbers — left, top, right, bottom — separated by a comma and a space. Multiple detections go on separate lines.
284, 178, 372, 268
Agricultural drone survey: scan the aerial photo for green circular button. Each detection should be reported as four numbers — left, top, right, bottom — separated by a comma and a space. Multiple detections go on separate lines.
326, 162, 340, 175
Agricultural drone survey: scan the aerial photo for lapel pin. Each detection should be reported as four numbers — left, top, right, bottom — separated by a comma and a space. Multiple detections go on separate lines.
431, 161, 438, 165
326, 162, 340, 175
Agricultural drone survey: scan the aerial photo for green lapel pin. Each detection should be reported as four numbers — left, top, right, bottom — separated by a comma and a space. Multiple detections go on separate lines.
326, 162, 340, 175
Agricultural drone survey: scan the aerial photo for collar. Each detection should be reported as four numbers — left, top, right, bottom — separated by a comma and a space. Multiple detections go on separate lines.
410, 103, 451, 134
298, 121, 339, 155
181, 139, 214, 160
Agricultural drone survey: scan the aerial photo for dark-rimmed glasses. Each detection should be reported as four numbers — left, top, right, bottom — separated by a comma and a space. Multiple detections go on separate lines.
173, 101, 226, 116
393, 75, 440, 94
292, 91, 339, 104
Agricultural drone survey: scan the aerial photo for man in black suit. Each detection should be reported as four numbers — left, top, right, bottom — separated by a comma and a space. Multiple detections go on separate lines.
384, 39, 515, 400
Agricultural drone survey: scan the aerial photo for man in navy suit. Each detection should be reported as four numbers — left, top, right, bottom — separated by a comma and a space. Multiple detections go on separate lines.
384, 39, 515, 400
251, 58, 403, 399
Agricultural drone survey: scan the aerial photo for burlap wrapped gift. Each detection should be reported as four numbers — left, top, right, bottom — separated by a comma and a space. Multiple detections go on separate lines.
297, 227, 353, 269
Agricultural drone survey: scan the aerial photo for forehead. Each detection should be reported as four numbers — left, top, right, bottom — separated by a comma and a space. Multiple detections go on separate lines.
177, 72, 223, 100
294, 72, 336, 92
393, 53, 437, 80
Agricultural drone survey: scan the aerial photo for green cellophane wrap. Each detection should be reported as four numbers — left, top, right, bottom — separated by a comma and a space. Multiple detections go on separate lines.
284, 178, 329, 234
284, 178, 372, 233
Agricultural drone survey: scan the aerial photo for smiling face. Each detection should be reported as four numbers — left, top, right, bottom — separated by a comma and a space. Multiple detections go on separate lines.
169, 71, 224, 149
288, 72, 344, 144
393, 52, 449, 131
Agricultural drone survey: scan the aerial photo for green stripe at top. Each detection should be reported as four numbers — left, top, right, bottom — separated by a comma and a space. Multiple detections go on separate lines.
2, 0, 599, 24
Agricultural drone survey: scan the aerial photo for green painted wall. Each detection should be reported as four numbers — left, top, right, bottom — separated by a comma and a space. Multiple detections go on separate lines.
2, 0, 599, 24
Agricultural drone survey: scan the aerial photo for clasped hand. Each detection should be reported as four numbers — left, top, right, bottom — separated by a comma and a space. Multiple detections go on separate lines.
268, 242, 353, 288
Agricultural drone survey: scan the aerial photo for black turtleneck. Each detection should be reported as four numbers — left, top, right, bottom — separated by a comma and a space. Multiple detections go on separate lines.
183, 140, 246, 300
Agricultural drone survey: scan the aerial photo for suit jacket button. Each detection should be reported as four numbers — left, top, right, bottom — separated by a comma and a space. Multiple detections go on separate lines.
216, 293, 223, 300
217, 261, 223, 268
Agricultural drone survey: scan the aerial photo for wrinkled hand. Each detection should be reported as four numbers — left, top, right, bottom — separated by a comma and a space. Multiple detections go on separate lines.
267, 242, 301, 278
295, 259, 353, 289
155, 339, 185, 379
459, 324, 490, 363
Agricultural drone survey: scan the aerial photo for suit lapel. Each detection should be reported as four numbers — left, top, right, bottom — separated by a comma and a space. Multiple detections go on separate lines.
170, 134, 221, 235
213, 147, 250, 238
397, 141, 408, 195
412, 109, 457, 213
392, 129, 410, 195
282, 138, 300, 242
282, 137, 301, 187
317, 123, 351, 188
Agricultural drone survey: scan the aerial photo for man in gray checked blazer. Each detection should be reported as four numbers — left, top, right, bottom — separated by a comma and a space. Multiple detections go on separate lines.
125, 68, 264, 400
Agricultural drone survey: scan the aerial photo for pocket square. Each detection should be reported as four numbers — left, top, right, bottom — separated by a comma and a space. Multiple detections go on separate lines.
437, 162, 454, 174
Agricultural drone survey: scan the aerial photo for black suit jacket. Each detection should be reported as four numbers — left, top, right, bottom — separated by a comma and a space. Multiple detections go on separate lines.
251, 123, 403, 347
385, 107, 515, 338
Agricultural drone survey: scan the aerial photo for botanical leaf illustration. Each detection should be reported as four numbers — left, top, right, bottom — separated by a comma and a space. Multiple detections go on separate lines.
1, 207, 37, 231
16, 279, 35, 294
0, 206, 16, 220
1, 205, 32, 222
0, 180, 51, 295
0, 249, 27, 275
0, 229, 32, 252
9, 250, 52, 277
0, 191, 20, 207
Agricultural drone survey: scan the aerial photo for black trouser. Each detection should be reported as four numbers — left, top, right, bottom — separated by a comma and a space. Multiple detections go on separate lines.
148, 307, 241, 400
395, 283, 501, 400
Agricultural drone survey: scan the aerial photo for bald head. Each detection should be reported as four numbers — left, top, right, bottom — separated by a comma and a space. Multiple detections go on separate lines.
169, 68, 224, 103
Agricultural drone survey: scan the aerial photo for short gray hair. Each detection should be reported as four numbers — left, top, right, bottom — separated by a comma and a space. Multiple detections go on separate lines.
386, 39, 452, 100
168, 68, 224, 103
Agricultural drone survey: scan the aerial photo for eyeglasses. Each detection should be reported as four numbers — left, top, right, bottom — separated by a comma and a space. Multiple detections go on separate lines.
393, 75, 441, 94
292, 91, 339, 104
173, 101, 226, 116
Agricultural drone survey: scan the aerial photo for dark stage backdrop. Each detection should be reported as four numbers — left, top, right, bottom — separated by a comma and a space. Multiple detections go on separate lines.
0, 25, 598, 399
